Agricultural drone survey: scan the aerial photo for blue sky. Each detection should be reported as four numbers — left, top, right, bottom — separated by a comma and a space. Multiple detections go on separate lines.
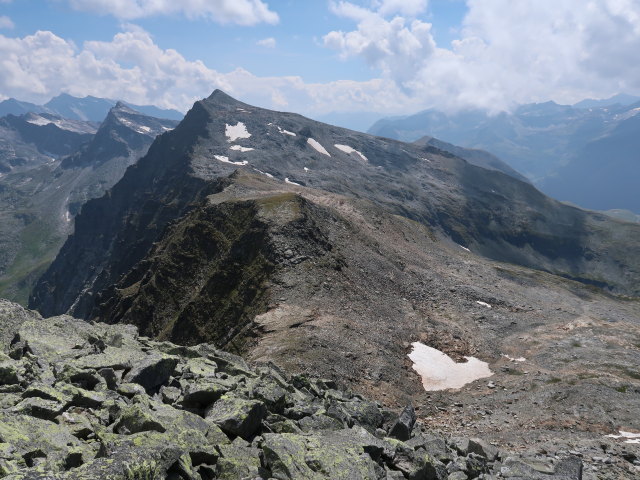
1, 1, 639, 118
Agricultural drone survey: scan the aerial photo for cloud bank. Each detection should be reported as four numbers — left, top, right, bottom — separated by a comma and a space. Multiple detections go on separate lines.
324, 0, 640, 112
64, 0, 279, 25
2, 1, 640, 116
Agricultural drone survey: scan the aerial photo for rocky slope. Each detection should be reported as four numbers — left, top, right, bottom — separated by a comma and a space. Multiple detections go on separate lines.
30, 90, 640, 322
410, 136, 529, 183
25, 92, 640, 478
0, 105, 178, 304
0, 299, 585, 479
368, 100, 640, 214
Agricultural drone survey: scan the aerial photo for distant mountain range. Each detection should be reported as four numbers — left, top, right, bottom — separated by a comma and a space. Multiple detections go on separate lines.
0, 103, 178, 303
368, 94, 640, 214
0, 93, 184, 122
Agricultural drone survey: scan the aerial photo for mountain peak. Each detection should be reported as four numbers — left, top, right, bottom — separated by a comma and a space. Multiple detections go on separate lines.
205, 89, 250, 109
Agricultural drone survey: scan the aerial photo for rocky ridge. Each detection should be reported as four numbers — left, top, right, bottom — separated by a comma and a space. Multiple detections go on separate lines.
0, 300, 584, 479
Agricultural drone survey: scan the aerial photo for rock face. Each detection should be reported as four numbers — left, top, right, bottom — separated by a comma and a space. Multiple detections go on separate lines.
0, 300, 582, 479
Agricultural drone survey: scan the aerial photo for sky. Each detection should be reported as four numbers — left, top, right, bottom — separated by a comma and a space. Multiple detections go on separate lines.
1, 0, 640, 119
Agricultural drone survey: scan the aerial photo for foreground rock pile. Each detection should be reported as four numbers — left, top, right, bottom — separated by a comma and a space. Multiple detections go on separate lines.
0, 302, 582, 479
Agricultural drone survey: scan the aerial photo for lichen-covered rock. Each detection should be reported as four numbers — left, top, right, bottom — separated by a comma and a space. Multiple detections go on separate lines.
205, 395, 266, 439
262, 431, 381, 479
0, 302, 583, 480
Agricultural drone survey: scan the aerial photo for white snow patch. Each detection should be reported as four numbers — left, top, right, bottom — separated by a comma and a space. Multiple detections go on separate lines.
285, 177, 301, 186
476, 301, 492, 309
64, 210, 71, 223
138, 125, 152, 133
502, 354, 526, 362
606, 431, 640, 444
307, 138, 330, 157
214, 155, 248, 166
230, 145, 254, 152
162, 126, 173, 131
408, 342, 493, 391
458, 244, 471, 252
334, 144, 368, 162
225, 122, 251, 142
26, 116, 53, 126
268, 123, 296, 136
254, 169, 273, 178
304, 167, 310, 172
236, 108, 250, 113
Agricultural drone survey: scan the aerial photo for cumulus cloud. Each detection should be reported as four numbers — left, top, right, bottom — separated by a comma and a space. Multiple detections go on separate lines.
324, 0, 640, 112
256, 37, 276, 48
0, 16, 14, 29
65, 0, 279, 25
0, 27, 413, 115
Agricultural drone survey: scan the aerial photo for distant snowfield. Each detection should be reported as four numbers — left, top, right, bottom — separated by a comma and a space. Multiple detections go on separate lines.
307, 138, 330, 156
408, 342, 493, 391
230, 145, 254, 152
26, 116, 52, 127
214, 155, 248, 166
334, 144, 368, 162
285, 177, 301, 186
225, 122, 251, 142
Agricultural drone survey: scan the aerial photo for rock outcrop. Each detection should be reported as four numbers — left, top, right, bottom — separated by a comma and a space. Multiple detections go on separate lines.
0, 300, 582, 479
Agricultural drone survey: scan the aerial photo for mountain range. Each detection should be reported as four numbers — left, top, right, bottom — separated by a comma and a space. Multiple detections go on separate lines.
0, 89, 637, 476
0, 93, 184, 123
0, 103, 178, 304
368, 95, 640, 214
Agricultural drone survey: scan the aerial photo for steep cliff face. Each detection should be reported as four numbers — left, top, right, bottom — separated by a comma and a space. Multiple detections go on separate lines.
29, 101, 218, 317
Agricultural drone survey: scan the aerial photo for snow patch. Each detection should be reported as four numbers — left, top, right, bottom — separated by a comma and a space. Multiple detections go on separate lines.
408, 342, 493, 391
225, 122, 251, 142
237, 108, 250, 113
476, 301, 492, 309
285, 177, 301, 186
502, 354, 526, 362
214, 155, 248, 166
26, 116, 53, 127
307, 138, 330, 156
304, 167, 310, 172
334, 144, 367, 162
606, 431, 640, 444
254, 169, 273, 178
458, 244, 471, 252
230, 145, 254, 152
268, 123, 296, 136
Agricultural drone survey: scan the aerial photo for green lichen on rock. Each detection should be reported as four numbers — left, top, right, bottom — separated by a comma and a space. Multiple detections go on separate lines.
0, 301, 583, 479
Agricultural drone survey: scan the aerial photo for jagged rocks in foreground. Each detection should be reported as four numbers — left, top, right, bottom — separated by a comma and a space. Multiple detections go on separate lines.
0, 300, 582, 480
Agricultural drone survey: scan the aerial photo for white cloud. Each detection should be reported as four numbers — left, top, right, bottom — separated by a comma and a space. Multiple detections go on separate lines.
0, 27, 413, 116
257, 37, 276, 48
65, 0, 279, 25
0, 16, 14, 29
324, 0, 640, 112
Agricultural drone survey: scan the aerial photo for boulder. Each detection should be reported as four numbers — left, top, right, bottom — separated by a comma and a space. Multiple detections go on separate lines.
389, 404, 417, 441
205, 395, 266, 439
